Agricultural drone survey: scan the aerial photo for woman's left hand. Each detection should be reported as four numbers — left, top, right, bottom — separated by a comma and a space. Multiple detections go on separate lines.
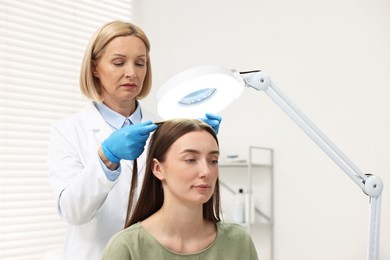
200, 113, 222, 134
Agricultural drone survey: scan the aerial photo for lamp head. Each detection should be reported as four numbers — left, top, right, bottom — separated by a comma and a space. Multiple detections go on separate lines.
157, 65, 244, 119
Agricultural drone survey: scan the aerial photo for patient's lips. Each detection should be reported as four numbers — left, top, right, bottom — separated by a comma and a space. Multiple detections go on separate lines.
192, 184, 211, 192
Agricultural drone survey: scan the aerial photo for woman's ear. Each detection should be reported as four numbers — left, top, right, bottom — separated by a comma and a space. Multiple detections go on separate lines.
91, 60, 98, 77
152, 158, 165, 180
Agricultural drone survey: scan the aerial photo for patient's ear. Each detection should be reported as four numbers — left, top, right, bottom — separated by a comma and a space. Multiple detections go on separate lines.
152, 158, 165, 180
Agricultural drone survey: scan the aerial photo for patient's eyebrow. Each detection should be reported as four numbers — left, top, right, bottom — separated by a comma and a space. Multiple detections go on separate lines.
180, 149, 220, 155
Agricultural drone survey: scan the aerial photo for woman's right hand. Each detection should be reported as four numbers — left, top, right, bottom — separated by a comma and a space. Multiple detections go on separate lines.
101, 120, 157, 163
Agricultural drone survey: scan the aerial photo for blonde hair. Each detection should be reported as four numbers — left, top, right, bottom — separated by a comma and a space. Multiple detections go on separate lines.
80, 21, 152, 101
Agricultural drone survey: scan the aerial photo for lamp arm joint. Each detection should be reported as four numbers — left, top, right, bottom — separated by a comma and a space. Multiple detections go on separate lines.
363, 174, 383, 198
240, 70, 272, 91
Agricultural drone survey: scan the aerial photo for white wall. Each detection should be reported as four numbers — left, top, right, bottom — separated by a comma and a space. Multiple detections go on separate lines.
134, 0, 390, 259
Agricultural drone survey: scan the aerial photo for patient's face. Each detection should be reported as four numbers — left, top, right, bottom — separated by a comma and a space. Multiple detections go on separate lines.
157, 130, 219, 206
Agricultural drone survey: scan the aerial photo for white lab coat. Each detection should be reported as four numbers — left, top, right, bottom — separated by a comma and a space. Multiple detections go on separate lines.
47, 102, 154, 260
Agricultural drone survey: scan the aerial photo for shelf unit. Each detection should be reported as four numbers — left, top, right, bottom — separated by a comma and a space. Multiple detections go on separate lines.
219, 146, 274, 260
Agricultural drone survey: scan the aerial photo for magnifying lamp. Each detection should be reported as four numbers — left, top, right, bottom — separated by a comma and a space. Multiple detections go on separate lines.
157, 64, 383, 260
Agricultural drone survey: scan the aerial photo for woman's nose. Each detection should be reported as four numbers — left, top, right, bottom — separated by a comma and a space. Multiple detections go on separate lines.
124, 66, 136, 79
199, 161, 212, 178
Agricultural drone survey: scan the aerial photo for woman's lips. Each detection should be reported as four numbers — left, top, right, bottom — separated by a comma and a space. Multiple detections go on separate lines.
192, 184, 210, 191
121, 83, 137, 89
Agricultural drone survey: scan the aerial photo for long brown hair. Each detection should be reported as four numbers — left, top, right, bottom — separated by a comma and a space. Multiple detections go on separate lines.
124, 119, 221, 228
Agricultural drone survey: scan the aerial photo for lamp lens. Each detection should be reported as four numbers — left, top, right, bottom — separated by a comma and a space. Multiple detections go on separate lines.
178, 88, 216, 105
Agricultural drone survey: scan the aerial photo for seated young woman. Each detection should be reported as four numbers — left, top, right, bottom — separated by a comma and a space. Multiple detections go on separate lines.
103, 118, 258, 259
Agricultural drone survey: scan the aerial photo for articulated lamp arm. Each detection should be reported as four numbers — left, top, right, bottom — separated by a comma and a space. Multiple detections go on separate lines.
240, 70, 383, 260
156, 64, 383, 260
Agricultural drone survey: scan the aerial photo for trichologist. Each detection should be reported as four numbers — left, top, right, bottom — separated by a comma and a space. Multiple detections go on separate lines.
47, 20, 221, 260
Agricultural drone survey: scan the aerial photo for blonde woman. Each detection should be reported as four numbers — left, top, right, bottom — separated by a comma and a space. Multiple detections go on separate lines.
48, 21, 222, 260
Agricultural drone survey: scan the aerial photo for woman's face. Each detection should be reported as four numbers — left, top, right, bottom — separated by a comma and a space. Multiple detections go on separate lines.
153, 130, 219, 206
93, 35, 147, 110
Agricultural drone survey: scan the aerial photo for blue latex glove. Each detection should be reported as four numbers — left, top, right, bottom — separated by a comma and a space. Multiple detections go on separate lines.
200, 113, 222, 135
101, 120, 158, 163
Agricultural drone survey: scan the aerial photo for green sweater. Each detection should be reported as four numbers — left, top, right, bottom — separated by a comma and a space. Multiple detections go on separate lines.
103, 222, 259, 260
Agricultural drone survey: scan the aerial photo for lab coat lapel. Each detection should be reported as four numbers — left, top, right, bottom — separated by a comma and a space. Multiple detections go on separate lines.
80, 103, 113, 144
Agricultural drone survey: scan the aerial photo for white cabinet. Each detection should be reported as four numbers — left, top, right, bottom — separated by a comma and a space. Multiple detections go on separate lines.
219, 146, 274, 260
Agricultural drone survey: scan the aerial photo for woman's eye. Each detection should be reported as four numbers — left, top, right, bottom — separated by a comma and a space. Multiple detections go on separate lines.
185, 158, 196, 163
210, 159, 219, 164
